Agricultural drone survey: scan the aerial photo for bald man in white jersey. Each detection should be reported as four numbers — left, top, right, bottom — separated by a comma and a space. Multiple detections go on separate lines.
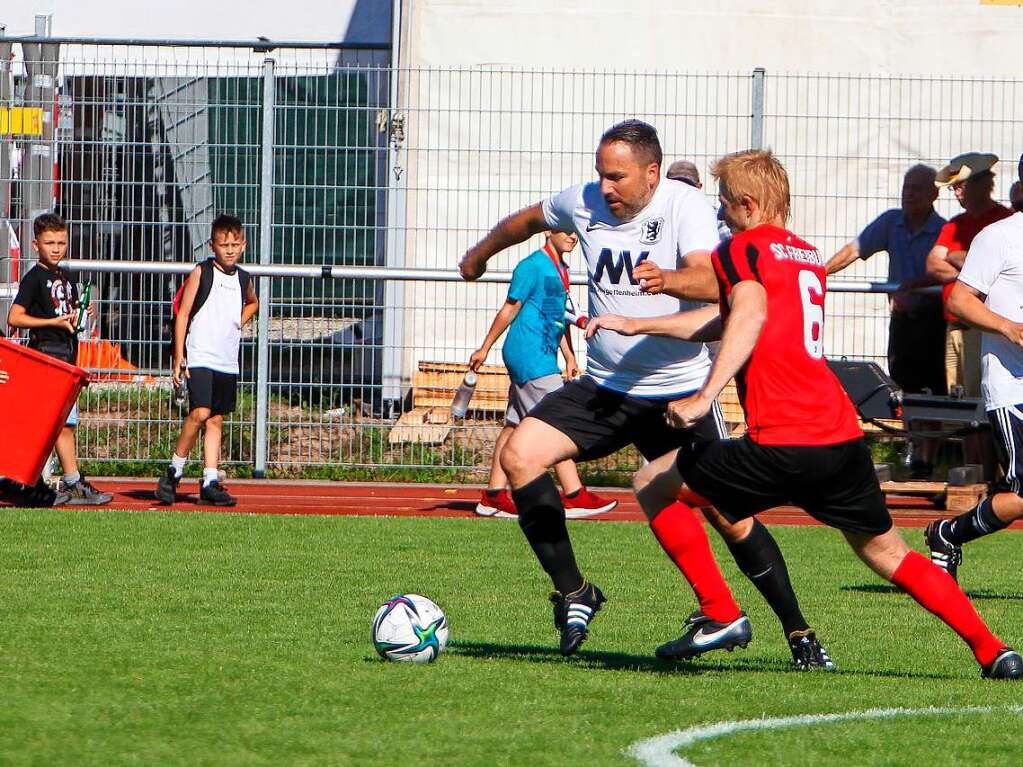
459, 120, 831, 668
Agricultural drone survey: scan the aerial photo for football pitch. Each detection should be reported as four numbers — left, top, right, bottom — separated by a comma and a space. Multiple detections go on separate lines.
1, 509, 1021, 766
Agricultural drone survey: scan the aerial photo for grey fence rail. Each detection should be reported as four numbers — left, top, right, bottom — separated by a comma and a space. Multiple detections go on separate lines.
2, 36, 1021, 477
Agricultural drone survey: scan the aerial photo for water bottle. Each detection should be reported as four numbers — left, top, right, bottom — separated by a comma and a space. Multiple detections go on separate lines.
172, 378, 188, 409
564, 309, 588, 329
75, 282, 92, 334
450, 370, 478, 419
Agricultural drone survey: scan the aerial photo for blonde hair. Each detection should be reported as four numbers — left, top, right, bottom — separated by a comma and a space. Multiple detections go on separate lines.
711, 149, 790, 223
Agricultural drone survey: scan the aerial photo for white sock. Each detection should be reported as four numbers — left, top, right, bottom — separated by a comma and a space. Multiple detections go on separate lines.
202, 467, 220, 487
170, 454, 187, 479
64, 471, 81, 486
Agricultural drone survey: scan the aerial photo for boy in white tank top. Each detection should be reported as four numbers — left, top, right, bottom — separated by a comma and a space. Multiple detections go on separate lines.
155, 215, 258, 506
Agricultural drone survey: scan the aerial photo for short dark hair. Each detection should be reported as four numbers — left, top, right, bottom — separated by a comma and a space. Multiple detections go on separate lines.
599, 119, 662, 167
211, 214, 245, 240
33, 212, 67, 238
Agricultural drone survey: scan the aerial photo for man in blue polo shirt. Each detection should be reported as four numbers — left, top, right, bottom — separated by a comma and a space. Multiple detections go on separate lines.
827, 163, 946, 477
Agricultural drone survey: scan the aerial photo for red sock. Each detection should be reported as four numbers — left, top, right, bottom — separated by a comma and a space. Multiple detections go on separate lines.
649, 501, 742, 623
891, 550, 1004, 667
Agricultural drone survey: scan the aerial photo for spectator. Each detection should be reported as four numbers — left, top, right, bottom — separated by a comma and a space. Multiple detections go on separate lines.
155, 214, 258, 507
827, 164, 946, 477
666, 159, 702, 188
7, 213, 112, 505
470, 231, 617, 519
667, 159, 733, 241
1009, 181, 1023, 213
926, 153, 1012, 479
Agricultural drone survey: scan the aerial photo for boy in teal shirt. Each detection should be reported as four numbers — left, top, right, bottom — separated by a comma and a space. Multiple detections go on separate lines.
469, 231, 617, 518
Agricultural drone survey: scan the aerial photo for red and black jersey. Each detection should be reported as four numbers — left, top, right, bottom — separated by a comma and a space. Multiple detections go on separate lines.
712, 224, 862, 446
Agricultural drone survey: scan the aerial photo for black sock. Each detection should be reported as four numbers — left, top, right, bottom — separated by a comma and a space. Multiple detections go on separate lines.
564, 487, 582, 499
946, 497, 1009, 545
486, 488, 502, 497
725, 519, 809, 637
512, 473, 584, 594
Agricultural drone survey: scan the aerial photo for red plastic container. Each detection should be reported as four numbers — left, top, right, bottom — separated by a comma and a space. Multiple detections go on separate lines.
0, 337, 89, 485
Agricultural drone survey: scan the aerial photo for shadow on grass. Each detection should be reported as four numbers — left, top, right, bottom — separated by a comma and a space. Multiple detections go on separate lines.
841, 583, 1023, 601
442, 640, 957, 680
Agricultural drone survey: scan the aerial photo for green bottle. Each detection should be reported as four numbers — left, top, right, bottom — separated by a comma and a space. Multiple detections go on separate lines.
76, 282, 92, 333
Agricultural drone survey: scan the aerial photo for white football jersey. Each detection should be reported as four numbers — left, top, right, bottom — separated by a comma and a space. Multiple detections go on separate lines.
958, 212, 1023, 410
542, 177, 720, 397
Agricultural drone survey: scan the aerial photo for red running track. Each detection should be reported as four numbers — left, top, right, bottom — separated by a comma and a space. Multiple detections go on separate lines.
4, 478, 1014, 529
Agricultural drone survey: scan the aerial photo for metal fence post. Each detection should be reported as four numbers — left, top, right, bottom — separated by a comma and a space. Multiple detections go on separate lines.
254, 57, 275, 478
751, 66, 765, 150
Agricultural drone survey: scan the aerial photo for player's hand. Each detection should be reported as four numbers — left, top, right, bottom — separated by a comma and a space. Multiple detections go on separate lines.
585, 314, 635, 339
458, 250, 486, 281
633, 260, 664, 294
1000, 320, 1023, 347
468, 348, 488, 371
172, 357, 188, 387
51, 314, 76, 334
564, 357, 581, 379
665, 393, 712, 430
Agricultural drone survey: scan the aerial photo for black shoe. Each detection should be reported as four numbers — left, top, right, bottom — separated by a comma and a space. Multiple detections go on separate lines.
924, 520, 962, 582
64, 475, 113, 506
983, 648, 1023, 680
154, 466, 181, 504
199, 480, 236, 507
655, 610, 752, 661
788, 630, 836, 671
549, 582, 606, 656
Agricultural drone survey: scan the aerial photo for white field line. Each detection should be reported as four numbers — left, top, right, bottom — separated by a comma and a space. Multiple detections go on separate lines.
626, 705, 1023, 767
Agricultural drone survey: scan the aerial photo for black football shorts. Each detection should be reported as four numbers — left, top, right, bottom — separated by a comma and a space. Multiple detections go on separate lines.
676, 434, 892, 535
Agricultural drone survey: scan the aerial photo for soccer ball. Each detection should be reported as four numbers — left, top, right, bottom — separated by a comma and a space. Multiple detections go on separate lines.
372, 594, 449, 663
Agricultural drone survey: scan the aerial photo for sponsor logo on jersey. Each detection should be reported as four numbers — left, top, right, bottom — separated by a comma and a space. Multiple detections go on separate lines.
639, 217, 664, 244
593, 248, 649, 285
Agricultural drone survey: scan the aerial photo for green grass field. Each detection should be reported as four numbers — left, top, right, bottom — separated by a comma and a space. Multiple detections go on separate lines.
1, 509, 1021, 766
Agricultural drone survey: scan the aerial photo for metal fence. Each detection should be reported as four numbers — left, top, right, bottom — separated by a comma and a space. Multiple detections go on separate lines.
3, 36, 1023, 477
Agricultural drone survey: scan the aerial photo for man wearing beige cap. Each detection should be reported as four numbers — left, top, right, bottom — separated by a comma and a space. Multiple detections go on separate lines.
926, 152, 1012, 478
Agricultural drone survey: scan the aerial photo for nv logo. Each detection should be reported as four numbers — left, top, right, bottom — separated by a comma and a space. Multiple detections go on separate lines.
593, 248, 650, 285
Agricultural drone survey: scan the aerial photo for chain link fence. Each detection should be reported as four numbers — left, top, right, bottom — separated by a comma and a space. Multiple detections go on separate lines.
3, 37, 1022, 478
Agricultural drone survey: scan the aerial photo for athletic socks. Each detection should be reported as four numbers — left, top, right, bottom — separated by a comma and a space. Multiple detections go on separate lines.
725, 519, 810, 636
649, 501, 742, 624
63, 471, 81, 487
891, 550, 1004, 667
945, 498, 1009, 546
202, 467, 219, 487
512, 473, 584, 595
170, 454, 187, 479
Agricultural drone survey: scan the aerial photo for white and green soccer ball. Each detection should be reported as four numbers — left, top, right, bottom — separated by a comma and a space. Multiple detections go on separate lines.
372, 594, 449, 663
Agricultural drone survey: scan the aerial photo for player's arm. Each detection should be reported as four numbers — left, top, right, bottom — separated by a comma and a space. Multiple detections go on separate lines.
585, 304, 721, 342
240, 279, 259, 327
469, 300, 521, 371
173, 266, 202, 381
6, 303, 75, 334
559, 333, 580, 379
634, 250, 719, 302
925, 243, 960, 283
458, 203, 549, 281
948, 281, 1023, 345
826, 241, 860, 275
665, 281, 766, 429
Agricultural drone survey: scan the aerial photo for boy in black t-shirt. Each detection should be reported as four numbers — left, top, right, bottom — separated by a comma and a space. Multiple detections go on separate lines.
7, 213, 112, 505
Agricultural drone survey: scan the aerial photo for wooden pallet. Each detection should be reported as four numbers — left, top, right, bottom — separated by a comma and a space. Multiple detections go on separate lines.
388, 406, 453, 445
880, 480, 987, 512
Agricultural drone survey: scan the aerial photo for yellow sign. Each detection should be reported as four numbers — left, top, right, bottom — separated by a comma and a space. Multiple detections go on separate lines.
0, 107, 45, 136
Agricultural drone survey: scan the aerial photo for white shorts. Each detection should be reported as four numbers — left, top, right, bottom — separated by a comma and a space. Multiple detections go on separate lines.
506, 374, 564, 426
